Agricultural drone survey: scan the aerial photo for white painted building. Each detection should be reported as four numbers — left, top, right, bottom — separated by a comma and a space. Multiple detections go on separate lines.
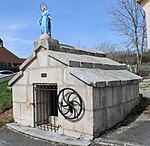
137, 0, 150, 49
9, 38, 142, 140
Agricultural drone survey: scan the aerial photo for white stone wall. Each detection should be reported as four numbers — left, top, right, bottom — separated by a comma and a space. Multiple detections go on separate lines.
93, 84, 140, 137
12, 49, 94, 140
11, 46, 141, 140
140, 0, 150, 49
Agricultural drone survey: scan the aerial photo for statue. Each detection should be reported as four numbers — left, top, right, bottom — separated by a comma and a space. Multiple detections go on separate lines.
38, 3, 51, 39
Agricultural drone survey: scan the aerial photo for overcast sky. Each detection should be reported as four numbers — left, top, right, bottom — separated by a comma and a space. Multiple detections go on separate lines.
0, 0, 120, 58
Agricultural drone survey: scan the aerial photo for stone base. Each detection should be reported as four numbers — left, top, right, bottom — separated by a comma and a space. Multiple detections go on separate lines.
40, 34, 51, 40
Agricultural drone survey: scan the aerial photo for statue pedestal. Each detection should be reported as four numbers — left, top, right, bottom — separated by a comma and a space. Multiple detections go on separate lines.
40, 34, 51, 40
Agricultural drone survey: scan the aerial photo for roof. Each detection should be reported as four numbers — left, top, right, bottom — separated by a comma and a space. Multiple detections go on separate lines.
48, 50, 141, 87
9, 38, 142, 87
70, 68, 141, 87
0, 47, 25, 64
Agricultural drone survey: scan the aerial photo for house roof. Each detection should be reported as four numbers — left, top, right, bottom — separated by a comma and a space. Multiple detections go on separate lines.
0, 47, 25, 64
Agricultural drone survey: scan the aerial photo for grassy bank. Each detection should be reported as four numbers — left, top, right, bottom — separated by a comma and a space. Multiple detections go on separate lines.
0, 119, 13, 128
0, 81, 12, 113
0, 81, 13, 128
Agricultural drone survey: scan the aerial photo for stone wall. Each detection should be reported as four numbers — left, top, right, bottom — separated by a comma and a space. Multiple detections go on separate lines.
12, 49, 95, 140
10, 38, 142, 140
93, 83, 140, 137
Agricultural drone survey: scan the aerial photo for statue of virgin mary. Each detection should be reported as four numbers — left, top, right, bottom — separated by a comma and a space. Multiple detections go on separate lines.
38, 4, 51, 36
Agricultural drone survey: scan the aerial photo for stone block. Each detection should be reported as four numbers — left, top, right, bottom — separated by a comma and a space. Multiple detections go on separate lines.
132, 98, 140, 108
69, 61, 80, 67
20, 102, 33, 124
96, 82, 107, 88
130, 84, 136, 100
37, 51, 48, 67
107, 81, 121, 87
93, 88, 101, 110
121, 80, 128, 86
100, 87, 113, 108
113, 86, 122, 105
134, 84, 140, 99
123, 98, 139, 119
93, 63, 104, 69
34, 38, 60, 51
81, 62, 93, 68
57, 108, 93, 139
93, 109, 107, 137
13, 86, 27, 103
122, 85, 127, 103
14, 118, 33, 127
126, 85, 131, 101
13, 102, 21, 119
123, 101, 133, 118
107, 105, 124, 129
28, 68, 63, 84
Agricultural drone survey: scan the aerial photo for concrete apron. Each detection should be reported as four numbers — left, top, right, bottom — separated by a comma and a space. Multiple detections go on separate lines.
7, 123, 144, 146
7, 123, 91, 146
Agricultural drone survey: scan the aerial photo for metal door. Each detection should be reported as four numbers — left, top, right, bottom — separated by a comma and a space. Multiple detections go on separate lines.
33, 83, 58, 132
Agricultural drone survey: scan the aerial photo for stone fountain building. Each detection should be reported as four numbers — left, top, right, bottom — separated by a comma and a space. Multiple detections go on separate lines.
9, 38, 142, 140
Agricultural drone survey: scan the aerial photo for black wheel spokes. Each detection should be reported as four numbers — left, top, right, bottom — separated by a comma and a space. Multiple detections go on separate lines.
58, 88, 83, 120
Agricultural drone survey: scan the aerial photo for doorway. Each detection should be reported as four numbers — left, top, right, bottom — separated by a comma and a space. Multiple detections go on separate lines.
33, 83, 58, 132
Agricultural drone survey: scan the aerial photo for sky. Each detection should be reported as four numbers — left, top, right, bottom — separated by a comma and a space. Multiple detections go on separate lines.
0, 0, 120, 58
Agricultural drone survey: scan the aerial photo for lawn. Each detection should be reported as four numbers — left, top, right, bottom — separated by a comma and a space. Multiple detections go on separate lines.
0, 81, 12, 113
0, 81, 13, 128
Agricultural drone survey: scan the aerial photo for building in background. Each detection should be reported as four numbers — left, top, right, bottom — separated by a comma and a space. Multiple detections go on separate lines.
0, 38, 25, 72
137, 0, 150, 49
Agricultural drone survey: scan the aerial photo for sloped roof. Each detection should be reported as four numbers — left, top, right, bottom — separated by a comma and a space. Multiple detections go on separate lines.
9, 38, 142, 87
0, 47, 25, 64
70, 68, 142, 87
48, 50, 141, 87
49, 50, 124, 68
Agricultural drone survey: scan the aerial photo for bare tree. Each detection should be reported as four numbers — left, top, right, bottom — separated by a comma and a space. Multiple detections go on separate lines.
96, 42, 136, 64
110, 0, 147, 75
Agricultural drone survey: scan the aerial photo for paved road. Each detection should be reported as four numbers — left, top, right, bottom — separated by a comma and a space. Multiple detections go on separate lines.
0, 129, 63, 146
102, 121, 150, 146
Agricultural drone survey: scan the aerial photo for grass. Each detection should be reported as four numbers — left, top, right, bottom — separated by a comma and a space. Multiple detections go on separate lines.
0, 81, 13, 128
0, 119, 14, 128
0, 81, 12, 113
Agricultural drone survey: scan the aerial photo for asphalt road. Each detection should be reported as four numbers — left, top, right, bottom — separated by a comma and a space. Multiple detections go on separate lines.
0, 129, 63, 146
102, 121, 150, 146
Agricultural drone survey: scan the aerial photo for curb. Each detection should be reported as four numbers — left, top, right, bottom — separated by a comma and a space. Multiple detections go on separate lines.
7, 123, 91, 146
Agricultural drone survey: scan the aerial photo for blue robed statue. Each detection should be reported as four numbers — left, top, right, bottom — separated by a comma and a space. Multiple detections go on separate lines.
38, 4, 51, 36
